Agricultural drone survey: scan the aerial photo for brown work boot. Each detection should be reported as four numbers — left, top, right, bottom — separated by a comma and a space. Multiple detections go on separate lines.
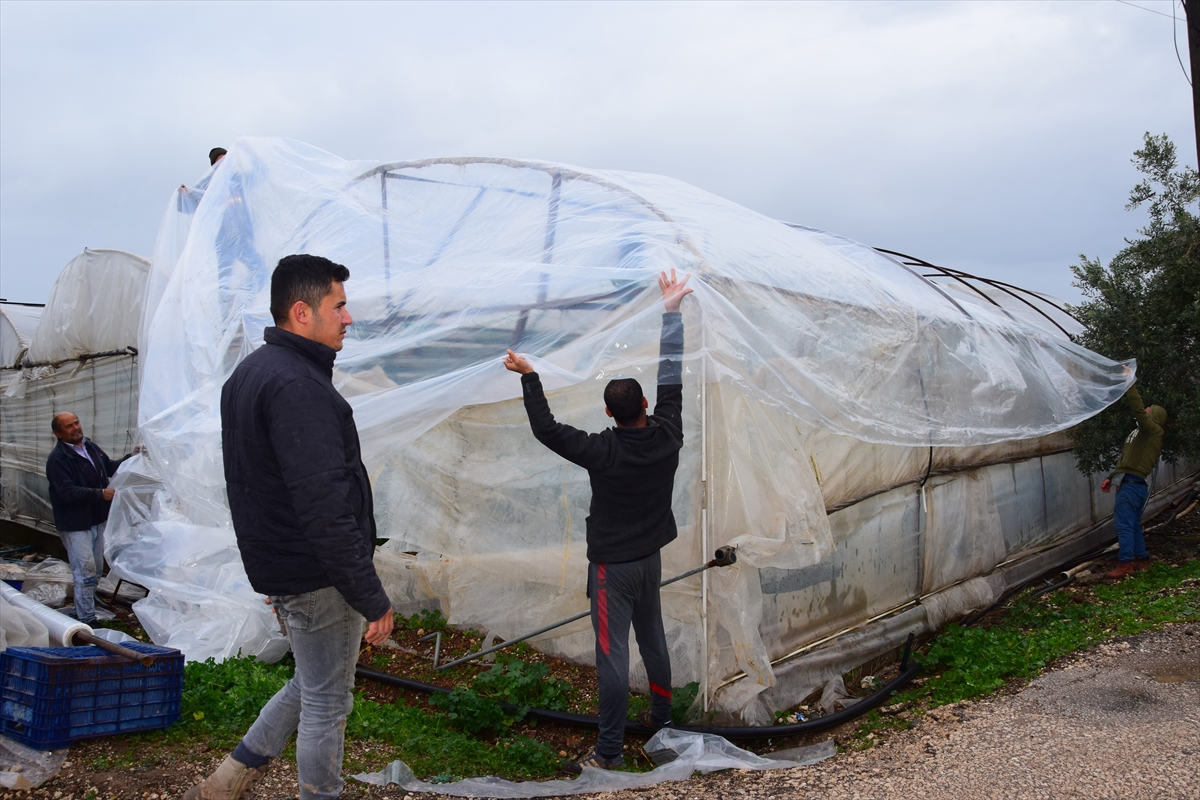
1104, 562, 1136, 579
1133, 559, 1151, 572
183, 755, 266, 800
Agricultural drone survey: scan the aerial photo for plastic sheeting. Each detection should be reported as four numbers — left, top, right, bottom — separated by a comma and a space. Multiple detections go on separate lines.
0, 591, 50, 650
0, 249, 144, 533
0, 581, 90, 647
0, 736, 66, 790
352, 728, 836, 797
106, 137, 1135, 719
26, 249, 148, 365
0, 305, 41, 369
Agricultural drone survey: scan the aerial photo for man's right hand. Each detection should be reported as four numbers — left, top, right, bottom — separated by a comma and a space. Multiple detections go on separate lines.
1100, 478, 1112, 494
364, 609, 395, 645
504, 349, 534, 375
102, 488, 116, 501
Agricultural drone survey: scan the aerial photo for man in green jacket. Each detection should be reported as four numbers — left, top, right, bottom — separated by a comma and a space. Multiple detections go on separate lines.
1101, 384, 1167, 579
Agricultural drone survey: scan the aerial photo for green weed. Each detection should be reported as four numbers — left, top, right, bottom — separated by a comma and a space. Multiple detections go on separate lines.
921, 560, 1200, 706
403, 608, 447, 632
848, 558, 1200, 746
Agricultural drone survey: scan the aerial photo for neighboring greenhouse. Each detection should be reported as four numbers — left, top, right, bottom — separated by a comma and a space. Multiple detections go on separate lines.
5, 138, 1193, 724
0, 249, 146, 530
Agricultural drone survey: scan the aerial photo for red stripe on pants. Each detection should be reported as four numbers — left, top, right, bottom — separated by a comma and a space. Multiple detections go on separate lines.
650, 682, 672, 699
597, 564, 609, 655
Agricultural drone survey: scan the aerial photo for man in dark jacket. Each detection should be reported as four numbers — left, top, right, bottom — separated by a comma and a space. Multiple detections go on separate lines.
504, 269, 693, 773
45, 412, 133, 625
187, 255, 393, 800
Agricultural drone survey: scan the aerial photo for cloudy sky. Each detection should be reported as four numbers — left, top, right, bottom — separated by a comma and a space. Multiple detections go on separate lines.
1, 0, 1194, 306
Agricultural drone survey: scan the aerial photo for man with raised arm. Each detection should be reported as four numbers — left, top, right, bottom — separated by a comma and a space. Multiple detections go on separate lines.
504, 269, 692, 773
187, 254, 394, 800
1101, 382, 1168, 579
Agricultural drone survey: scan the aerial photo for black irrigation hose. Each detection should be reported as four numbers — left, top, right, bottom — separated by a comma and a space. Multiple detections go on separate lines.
356, 655, 923, 741
1030, 576, 1073, 599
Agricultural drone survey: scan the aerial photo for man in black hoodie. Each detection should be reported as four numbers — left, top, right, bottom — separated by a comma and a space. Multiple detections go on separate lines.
504, 269, 692, 773
187, 255, 393, 800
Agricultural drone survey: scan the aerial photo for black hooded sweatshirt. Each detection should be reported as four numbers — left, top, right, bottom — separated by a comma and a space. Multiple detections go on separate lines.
220, 325, 391, 622
520, 312, 684, 564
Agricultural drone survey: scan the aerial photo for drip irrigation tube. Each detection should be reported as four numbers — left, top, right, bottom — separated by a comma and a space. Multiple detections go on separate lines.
356, 637, 923, 741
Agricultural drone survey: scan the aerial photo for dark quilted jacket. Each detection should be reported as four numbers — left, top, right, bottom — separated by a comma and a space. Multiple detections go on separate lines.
220, 325, 390, 622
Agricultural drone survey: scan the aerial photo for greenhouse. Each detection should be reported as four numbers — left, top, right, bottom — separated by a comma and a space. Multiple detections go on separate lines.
3, 138, 1193, 724
0, 248, 146, 530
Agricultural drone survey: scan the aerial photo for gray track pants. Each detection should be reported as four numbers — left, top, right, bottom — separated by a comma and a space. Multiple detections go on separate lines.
588, 551, 673, 760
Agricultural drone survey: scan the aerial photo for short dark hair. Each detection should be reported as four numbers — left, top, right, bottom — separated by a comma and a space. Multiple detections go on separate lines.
50, 412, 74, 433
209, 147, 227, 165
270, 255, 351, 324
604, 378, 645, 425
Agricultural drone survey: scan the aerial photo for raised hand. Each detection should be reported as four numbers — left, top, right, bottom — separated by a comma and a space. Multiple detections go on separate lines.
504, 349, 534, 375
658, 268, 693, 313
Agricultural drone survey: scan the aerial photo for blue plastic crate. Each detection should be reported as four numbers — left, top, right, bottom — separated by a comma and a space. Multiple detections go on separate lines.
0, 642, 183, 750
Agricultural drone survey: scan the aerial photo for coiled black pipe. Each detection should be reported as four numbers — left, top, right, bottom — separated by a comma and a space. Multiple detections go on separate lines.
355, 656, 922, 741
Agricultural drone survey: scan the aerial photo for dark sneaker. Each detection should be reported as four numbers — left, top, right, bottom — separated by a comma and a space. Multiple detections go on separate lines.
636, 707, 673, 731
562, 750, 624, 774
1104, 562, 1136, 579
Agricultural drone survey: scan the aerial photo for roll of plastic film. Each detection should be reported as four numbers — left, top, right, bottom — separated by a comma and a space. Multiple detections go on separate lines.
0, 581, 91, 647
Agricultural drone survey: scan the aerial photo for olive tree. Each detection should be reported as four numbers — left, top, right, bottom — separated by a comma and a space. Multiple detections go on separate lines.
1069, 133, 1199, 475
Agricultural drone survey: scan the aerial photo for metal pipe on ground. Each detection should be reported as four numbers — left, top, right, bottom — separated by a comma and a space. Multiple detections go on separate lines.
433, 546, 738, 671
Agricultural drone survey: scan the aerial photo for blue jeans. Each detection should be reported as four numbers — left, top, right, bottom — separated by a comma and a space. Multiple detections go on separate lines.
60, 523, 105, 623
237, 586, 365, 800
1114, 476, 1149, 563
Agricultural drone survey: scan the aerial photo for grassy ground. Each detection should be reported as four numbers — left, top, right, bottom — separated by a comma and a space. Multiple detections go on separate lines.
6, 504, 1197, 795
843, 519, 1200, 750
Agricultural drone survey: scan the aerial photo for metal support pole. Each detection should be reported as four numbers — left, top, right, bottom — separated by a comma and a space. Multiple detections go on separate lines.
435, 547, 737, 671
700, 309, 710, 713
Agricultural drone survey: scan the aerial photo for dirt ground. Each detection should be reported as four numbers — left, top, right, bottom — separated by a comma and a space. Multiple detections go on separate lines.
2, 496, 1198, 799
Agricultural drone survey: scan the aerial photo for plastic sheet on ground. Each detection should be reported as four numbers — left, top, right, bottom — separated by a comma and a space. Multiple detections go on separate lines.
0, 736, 67, 790
19, 558, 72, 608
352, 728, 836, 797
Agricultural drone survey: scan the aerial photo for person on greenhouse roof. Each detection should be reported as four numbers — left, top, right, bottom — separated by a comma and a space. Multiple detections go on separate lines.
504, 268, 692, 774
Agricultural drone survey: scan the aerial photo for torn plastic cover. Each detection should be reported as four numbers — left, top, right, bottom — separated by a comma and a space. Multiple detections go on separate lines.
109, 138, 1131, 714
352, 728, 836, 797
0, 736, 67, 790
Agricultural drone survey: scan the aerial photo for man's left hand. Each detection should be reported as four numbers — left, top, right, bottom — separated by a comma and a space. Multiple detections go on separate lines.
364, 609, 395, 645
659, 268, 693, 312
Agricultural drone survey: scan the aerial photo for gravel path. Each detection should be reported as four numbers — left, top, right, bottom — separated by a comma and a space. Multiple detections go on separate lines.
590, 624, 1200, 800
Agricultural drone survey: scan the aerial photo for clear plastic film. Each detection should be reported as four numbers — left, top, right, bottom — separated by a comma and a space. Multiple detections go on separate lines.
113, 138, 1132, 713
352, 728, 836, 797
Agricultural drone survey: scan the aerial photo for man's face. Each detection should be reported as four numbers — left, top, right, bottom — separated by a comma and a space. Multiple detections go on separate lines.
310, 281, 352, 352
54, 413, 84, 445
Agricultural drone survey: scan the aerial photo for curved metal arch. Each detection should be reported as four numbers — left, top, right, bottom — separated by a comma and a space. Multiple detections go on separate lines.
874, 248, 1080, 340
